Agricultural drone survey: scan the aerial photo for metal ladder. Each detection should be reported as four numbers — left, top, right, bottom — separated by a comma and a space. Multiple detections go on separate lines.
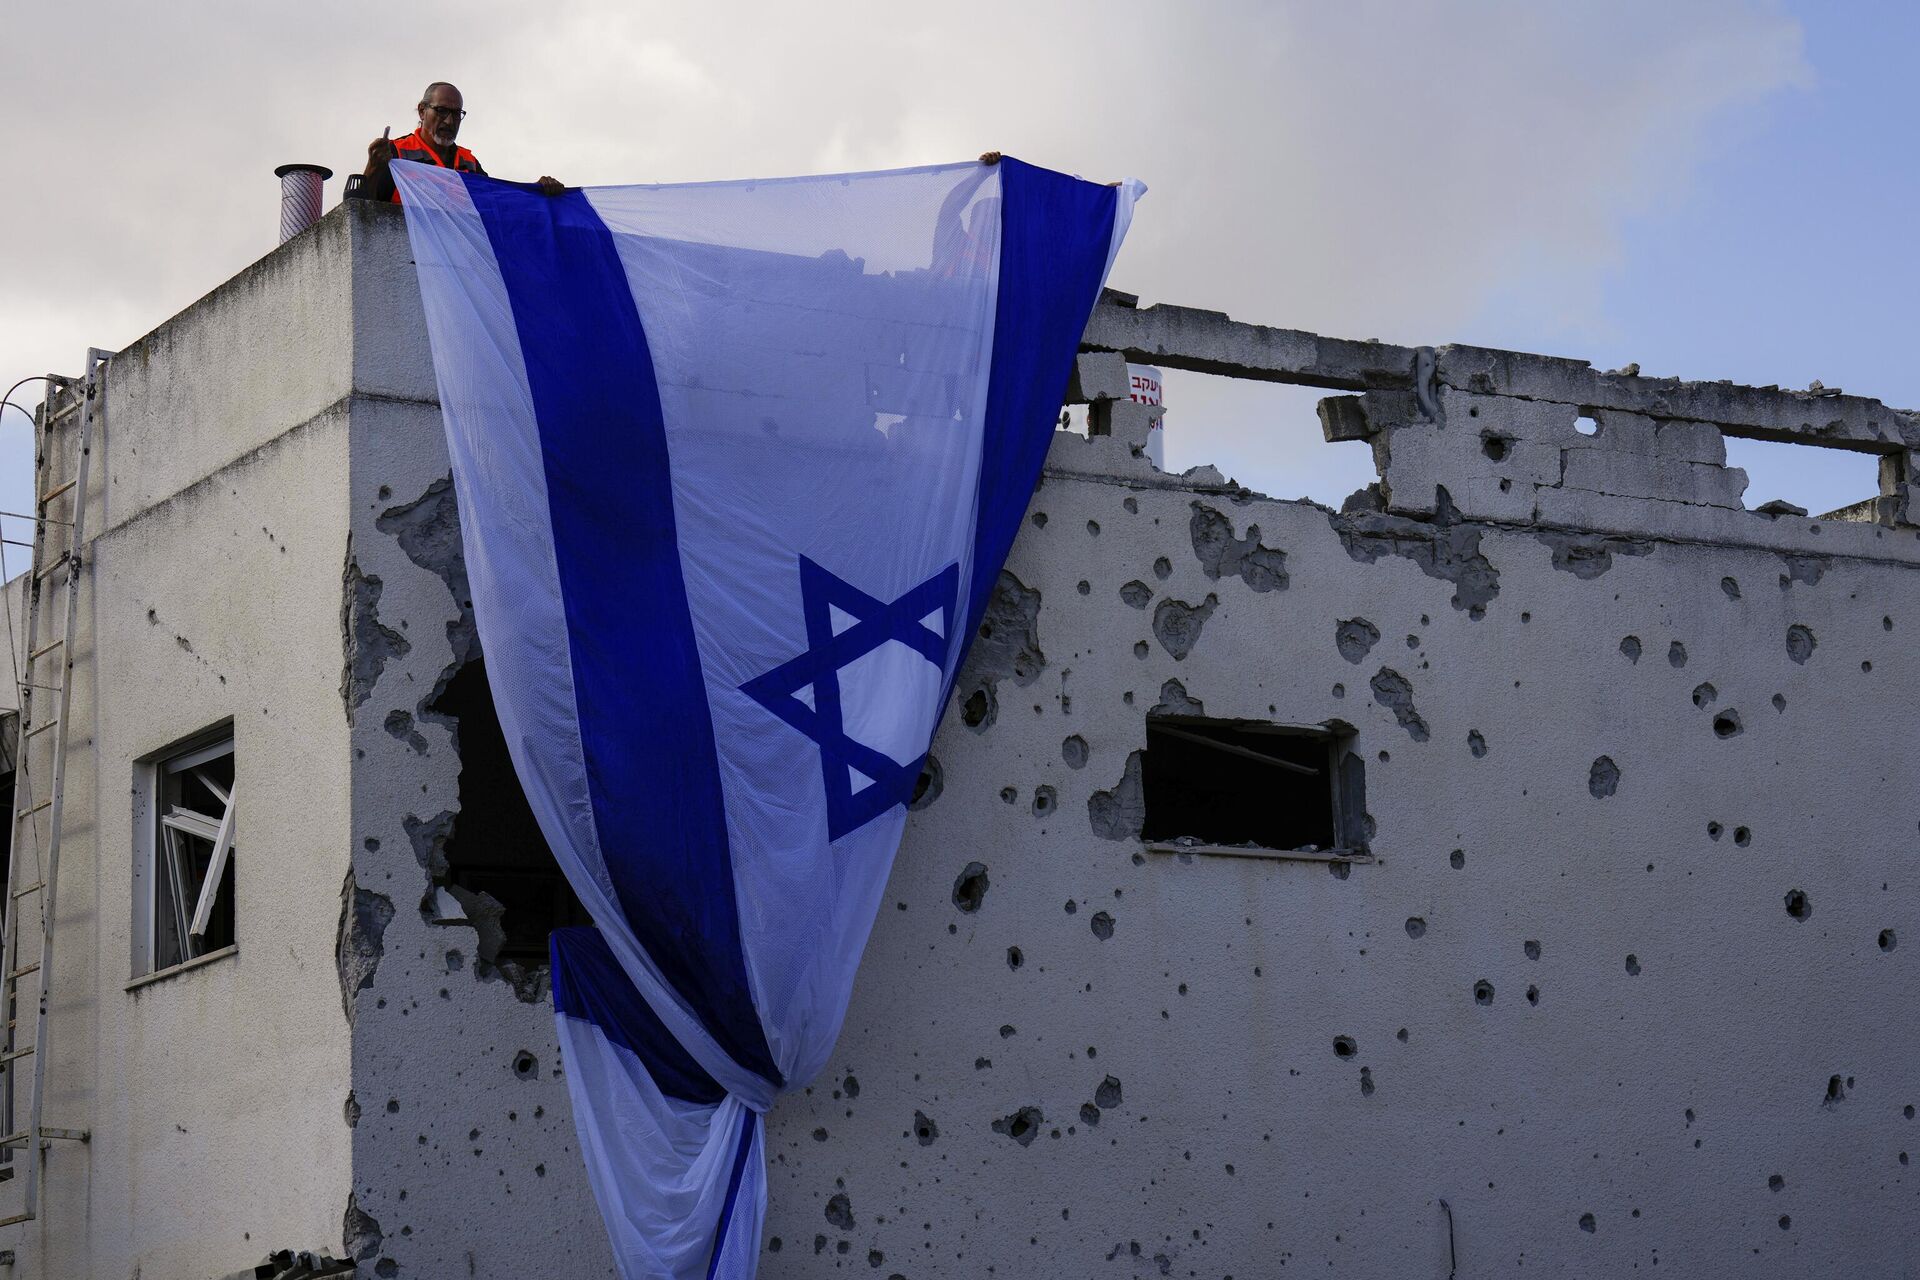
0, 349, 107, 1225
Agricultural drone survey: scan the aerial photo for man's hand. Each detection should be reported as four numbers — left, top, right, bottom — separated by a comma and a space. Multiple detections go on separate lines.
978, 151, 1001, 165
536, 176, 566, 197
365, 127, 395, 175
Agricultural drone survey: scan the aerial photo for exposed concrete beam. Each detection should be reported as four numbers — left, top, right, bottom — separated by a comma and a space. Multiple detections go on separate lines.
1436, 344, 1920, 454
1082, 292, 1920, 454
1080, 292, 1420, 393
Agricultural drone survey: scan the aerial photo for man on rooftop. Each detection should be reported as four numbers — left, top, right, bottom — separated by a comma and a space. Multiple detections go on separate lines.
353, 81, 563, 203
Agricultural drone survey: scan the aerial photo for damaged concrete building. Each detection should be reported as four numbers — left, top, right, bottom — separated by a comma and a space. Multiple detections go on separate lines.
0, 197, 1914, 1278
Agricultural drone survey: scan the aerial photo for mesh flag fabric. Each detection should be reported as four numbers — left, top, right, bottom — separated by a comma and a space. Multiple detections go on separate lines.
393, 156, 1140, 1279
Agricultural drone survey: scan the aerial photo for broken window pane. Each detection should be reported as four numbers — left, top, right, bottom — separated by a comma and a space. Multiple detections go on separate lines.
148, 735, 235, 972
1141, 717, 1360, 854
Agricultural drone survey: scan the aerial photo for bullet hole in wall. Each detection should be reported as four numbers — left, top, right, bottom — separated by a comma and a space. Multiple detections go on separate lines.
1450, 849, 1466, 869
1474, 980, 1495, 1006
1061, 735, 1089, 769
1879, 929, 1897, 952
1007, 945, 1024, 970
910, 755, 943, 810
1620, 636, 1642, 664
1769, 1174, 1784, 1192
1467, 730, 1487, 759
1405, 917, 1426, 939
1334, 618, 1381, 665
1526, 985, 1540, 1006
1712, 710, 1743, 738
1785, 889, 1811, 922
952, 863, 989, 913
1589, 756, 1621, 799
1721, 576, 1741, 599
1032, 786, 1057, 816
1333, 1036, 1357, 1059
1734, 827, 1751, 847
1786, 624, 1817, 664
1668, 641, 1688, 669
1691, 682, 1718, 709
992, 1106, 1044, 1146
1153, 556, 1173, 581
1708, 821, 1723, 841
1090, 912, 1115, 941
511, 1051, 538, 1081
1625, 954, 1641, 976
1524, 940, 1541, 960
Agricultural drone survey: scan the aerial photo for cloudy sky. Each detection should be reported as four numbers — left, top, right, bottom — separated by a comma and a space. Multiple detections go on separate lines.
1, 0, 1907, 534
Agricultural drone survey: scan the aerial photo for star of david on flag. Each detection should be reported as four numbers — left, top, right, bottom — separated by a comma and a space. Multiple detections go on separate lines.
395, 153, 1140, 1279
740, 559, 958, 841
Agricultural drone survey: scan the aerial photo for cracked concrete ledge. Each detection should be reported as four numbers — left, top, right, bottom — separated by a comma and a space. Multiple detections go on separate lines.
1082, 292, 1920, 452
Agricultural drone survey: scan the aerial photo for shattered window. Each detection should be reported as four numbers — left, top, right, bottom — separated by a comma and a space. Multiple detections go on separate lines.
1141, 717, 1361, 855
146, 734, 236, 973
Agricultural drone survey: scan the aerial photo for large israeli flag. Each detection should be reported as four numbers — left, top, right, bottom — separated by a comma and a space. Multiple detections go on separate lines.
394, 157, 1140, 1278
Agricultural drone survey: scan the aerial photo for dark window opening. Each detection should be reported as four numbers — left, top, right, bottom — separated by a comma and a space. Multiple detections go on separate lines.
432, 657, 590, 965
1141, 716, 1363, 854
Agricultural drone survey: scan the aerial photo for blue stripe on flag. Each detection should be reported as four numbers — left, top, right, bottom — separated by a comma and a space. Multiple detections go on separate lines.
961, 159, 1118, 647
550, 927, 725, 1105
704, 1106, 759, 1280
465, 178, 781, 1089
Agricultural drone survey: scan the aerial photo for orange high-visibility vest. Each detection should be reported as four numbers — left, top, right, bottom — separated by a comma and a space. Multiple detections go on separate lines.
387, 129, 484, 202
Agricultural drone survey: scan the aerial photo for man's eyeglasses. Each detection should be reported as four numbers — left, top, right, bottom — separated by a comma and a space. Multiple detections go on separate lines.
422, 104, 467, 121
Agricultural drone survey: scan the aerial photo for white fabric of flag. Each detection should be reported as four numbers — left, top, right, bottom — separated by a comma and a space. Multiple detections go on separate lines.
394, 156, 1140, 1279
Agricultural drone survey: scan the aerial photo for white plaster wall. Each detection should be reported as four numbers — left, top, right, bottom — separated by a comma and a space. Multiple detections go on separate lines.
758, 448, 1920, 1279
0, 215, 361, 1276
3, 407, 354, 1278
89, 211, 357, 537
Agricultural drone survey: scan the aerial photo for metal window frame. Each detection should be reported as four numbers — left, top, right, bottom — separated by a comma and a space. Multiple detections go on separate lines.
136, 730, 236, 976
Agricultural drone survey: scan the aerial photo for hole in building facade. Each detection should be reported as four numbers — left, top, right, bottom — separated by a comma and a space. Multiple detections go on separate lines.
1139, 715, 1364, 857
430, 658, 590, 965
